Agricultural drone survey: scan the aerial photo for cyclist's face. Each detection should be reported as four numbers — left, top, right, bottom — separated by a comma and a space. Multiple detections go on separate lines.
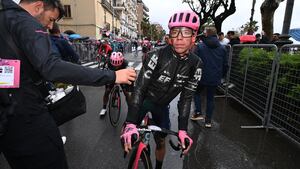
36, 8, 59, 30
169, 27, 196, 56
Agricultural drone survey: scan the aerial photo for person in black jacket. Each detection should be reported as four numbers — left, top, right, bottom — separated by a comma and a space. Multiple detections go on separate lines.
49, 22, 80, 64
227, 30, 240, 46
120, 10, 203, 169
191, 26, 228, 128
0, 0, 136, 169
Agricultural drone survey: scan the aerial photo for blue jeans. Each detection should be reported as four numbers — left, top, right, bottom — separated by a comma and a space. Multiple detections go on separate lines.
194, 85, 217, 120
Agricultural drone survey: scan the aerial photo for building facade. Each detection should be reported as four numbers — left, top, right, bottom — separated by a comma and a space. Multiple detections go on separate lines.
58, 0, 145, 39
136, 0, 149, 39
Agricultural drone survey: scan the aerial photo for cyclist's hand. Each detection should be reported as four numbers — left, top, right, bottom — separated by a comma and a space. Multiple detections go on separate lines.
115, 68, 136, 85
178, 130, 193, 155
120, 123, 139, 153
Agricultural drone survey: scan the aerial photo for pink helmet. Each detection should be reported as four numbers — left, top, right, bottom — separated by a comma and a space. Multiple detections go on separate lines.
110, 52, 124, 67
168, 10, 199, 31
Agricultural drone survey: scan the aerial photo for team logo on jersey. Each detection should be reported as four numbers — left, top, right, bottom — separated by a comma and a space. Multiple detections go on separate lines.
147, 54, 158, 70
158, 75, 171, 83
194, 68, 202, 81
144, 54, 158, 79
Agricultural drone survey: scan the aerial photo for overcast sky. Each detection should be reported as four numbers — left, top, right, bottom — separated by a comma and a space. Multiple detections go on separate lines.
12, 0, 299, 34
143, 0, 300, 34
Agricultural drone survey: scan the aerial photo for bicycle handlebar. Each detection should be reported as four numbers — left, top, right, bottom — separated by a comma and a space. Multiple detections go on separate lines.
136, 125, 190, 158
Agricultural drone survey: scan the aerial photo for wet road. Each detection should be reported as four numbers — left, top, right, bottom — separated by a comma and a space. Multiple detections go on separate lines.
1, 50, 299, 169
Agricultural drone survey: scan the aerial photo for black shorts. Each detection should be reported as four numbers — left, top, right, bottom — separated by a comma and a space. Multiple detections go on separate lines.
138, 99, 170, 131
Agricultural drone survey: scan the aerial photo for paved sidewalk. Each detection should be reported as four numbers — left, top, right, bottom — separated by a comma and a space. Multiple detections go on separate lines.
184, 95, 300, 169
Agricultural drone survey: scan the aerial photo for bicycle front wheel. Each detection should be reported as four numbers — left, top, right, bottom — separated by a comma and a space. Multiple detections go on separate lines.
108, 85, 121, 127
128, 147, 152, 169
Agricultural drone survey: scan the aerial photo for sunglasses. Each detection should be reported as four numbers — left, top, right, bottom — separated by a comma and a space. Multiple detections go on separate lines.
169, 27, 194, 38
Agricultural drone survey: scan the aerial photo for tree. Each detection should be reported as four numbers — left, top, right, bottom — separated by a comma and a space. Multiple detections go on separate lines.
260, 0, 284, 39
182, 0, 236, 33
241, 20, 259, 35
141, 17, 150, 38
140, 18, 165, 41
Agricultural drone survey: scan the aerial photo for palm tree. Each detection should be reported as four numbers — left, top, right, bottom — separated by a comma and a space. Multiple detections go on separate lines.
247, 0, 257, 35
250, 0, 256, 24
282, 0, 295, 35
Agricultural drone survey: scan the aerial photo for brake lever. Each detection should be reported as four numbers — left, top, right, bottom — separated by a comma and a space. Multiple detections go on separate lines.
180, 138, 191, 158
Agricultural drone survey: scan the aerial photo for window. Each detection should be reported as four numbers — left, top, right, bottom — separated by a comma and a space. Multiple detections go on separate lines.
64, 5, 72, 18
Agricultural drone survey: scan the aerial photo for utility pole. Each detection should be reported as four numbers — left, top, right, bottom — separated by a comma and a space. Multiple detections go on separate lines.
112, 7, 115, 40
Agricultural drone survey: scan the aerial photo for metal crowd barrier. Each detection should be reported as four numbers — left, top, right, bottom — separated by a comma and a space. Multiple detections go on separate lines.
226, 44, 278, 128
72, 42, 98, 63
226, 44, 300, 146
72, 41, 134, 63
268, 44, 300, 144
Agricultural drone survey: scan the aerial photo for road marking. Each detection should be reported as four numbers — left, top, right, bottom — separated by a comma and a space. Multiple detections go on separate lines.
135, 63, 143, 71
82, 61, 95, 67
90, 64, 98, 68
128, 62, 134, 67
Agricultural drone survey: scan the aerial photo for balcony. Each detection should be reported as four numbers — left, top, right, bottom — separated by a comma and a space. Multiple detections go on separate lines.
113, 3, 125, 11
101, 0, 113, 13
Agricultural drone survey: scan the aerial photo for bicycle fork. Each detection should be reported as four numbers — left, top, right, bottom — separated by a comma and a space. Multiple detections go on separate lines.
133, 133, 151, 169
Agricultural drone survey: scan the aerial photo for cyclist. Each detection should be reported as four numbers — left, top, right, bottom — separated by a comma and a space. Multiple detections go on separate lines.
99, 52, 133, 116
121, 10, 203, 169
97, 39, 112, 67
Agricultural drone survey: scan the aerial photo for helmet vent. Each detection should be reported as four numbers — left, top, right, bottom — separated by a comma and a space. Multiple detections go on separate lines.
192, 16, 197, 23
179, 13, 184, 22
173, 14, 177, 22
185, 13, 190, 22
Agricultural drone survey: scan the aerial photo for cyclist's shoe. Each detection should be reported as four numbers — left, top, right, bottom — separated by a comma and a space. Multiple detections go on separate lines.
178, 130, 193, 155
99, 108, 107, 116
205, 119, 212, 128
190, 113, 205, 121
61, 136, 67, 144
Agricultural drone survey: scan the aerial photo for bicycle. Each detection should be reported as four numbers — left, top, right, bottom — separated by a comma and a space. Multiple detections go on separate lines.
108, 84, 122, 127
96, 53, 108, 69
124, 113, 190, 169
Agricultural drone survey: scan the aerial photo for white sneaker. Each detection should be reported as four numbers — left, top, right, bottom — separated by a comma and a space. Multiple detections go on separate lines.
99, 109, 107, 116
61, 136, 67, 144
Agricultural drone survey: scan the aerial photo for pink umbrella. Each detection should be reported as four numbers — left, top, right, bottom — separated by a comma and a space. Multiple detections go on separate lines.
240, 35, 256, 43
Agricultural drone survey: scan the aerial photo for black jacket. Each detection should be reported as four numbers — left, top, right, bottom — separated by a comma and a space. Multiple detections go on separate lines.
195, 36, 228, 86
0, 0, 115, 116
126, 45, 203, 130
50, 35, 80, 64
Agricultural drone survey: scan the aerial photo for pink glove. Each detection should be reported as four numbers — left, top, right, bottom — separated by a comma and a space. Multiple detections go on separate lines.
120, 123, 139, 153
178, 130, 193, 154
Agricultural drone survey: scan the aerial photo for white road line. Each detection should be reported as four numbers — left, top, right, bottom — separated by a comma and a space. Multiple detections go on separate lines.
128, 62, 134, 67
90, 64, 99, 68
82, 61, 94, 67
135, 63, 143, 71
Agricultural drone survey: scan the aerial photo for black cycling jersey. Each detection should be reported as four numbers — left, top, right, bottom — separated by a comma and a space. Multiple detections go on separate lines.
126, 45, 203, 130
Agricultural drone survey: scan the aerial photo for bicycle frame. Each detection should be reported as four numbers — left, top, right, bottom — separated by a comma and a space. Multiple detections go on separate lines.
129, 112, 182, 169
133, 141, 148, 169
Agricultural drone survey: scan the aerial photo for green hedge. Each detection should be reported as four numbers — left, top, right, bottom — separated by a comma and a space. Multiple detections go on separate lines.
239, 48, 300, 101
